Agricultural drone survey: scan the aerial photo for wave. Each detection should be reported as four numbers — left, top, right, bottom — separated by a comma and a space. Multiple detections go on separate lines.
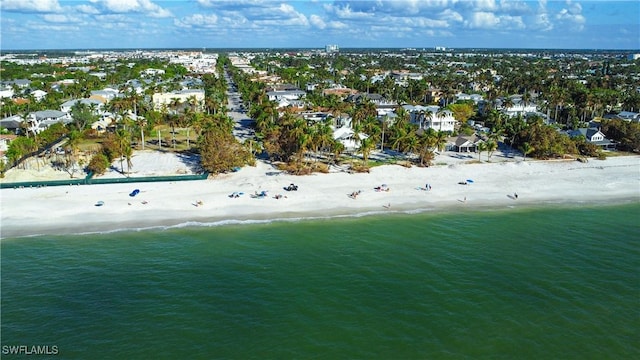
3, 198, 637, 241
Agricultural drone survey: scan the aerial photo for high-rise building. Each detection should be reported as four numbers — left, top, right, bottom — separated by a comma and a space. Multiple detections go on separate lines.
325, 45, 339, 53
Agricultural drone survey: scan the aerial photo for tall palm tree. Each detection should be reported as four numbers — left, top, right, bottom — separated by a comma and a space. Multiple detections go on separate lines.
115, 128, 131, 174
520, 142, 533, 161
124, 145, 133, 175
434, 131, 448, 152
501, 96, 515, 112
477, 142, 487, 162
486, 140, 498, 161
358, 137, 376, 165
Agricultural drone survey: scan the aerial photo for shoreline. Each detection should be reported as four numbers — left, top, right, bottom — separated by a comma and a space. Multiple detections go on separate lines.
1, 155, 639, 239
2, 198, 637, 240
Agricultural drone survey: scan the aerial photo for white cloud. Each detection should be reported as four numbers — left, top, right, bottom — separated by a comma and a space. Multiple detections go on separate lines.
174, 14, 219, 29
532, 12, 553, 31
1, 0, 62, 13
499, 0, 532, 15
465, 12, 525, 30
310, 14, 326, 29
89, 0, 172, 18
324, 4, 375, 20
76, 4, 100, 15
556, 0, 586, 31
462, 0, 498, 12
439, 9, 463, 23
42, 14, 83, 23
465, 11, 500, 28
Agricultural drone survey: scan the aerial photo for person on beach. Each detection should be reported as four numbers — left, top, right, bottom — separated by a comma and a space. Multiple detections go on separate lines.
514, 192, 518, 199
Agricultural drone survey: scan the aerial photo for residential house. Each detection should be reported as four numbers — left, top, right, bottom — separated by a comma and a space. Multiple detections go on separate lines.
30, 89, 48, 101
0, 134, 17, 162
455, 93, 484, 104
60, 98, 105, 114
332, 126, 369, 152
402, 105, 458, 133
27, 110, 72, 134
0, 87, 15, 99
2, 79, 31, 89
616, 111, 640, 122
446, 134, 485, 153
152, 89, 205, 112
141, 68, 166, 77
346, 93, 398, 116
0, 115, 22, 134
567, 128, 616, 149
90, 88, 120, 103
497, 95, 538, 117
267, 89, 306, 102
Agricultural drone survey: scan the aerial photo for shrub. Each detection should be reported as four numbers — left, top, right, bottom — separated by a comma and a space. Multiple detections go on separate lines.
86, 153, 110, 175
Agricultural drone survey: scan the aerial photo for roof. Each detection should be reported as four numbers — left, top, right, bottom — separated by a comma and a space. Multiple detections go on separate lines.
568, 128, 605, 140
33, 110, 67, 120
454, 134, 483, 147
402, 104, 441, 113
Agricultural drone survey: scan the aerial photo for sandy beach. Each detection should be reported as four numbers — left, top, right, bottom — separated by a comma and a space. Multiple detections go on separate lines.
1, 151, 639, 238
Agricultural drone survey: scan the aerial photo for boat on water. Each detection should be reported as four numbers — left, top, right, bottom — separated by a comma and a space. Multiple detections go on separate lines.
95, 201, 105, 206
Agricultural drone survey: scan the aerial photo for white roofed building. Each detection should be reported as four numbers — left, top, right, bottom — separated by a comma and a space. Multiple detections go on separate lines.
152, 89, 205, 112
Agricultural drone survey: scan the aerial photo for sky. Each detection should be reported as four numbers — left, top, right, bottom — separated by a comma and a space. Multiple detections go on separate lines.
1, 0, 638, 50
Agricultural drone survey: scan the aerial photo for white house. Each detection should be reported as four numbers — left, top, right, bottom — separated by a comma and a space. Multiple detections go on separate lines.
152, 89, 205, 112
27, 110, 72, 134
445, 134, 485, 153
0, 87, 14, 99
332, 126, 369, 151
266, 90, 306, 102
141, 68, 166, 77
0, 134, 17, 162
567, 128, 616, 149
498, 96, 538, 117
402, 105, 458, 133
455, 93, 484, 104
30, 90, 48, 101
90, 88, 120, 102
60, 98, 105, 114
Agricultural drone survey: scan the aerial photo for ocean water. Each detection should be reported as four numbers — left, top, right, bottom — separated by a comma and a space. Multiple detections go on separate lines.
1, 203, 639, 359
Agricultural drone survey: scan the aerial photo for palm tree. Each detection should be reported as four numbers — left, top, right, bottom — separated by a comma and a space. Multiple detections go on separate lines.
115, 128, 130, 174
477, 142, 487, 162
63, 131, 82, 177
501, 96, 515, 112
358, 137, 376, 165
124, 145, 133, 175
19, 113, 32, 138
486, 140, 498, 161
520, 142, 533, 161
436, 110, 448, 131
331, 141, 345, 164
434, 131, 448, 153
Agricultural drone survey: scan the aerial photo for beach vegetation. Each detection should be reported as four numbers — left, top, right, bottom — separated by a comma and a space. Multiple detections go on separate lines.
600, 119, 640, 153
198, 121, 251, 175
86, 153, 110, 175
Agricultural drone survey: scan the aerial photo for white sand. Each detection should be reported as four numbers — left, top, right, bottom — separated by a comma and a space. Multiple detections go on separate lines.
1, 151, 639, 238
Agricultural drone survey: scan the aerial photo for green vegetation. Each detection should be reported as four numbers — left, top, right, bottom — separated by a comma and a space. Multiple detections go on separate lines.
2, 49, 639, 180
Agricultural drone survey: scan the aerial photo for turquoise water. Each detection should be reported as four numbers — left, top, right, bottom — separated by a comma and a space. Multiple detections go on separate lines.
2, 203, 639, 359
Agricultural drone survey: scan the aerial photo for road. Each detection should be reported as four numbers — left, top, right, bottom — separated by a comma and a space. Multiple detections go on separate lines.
223, 68, 255, 143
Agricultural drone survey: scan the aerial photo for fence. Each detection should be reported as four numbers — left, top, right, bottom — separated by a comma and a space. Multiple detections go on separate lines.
0, 172, 209, 189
